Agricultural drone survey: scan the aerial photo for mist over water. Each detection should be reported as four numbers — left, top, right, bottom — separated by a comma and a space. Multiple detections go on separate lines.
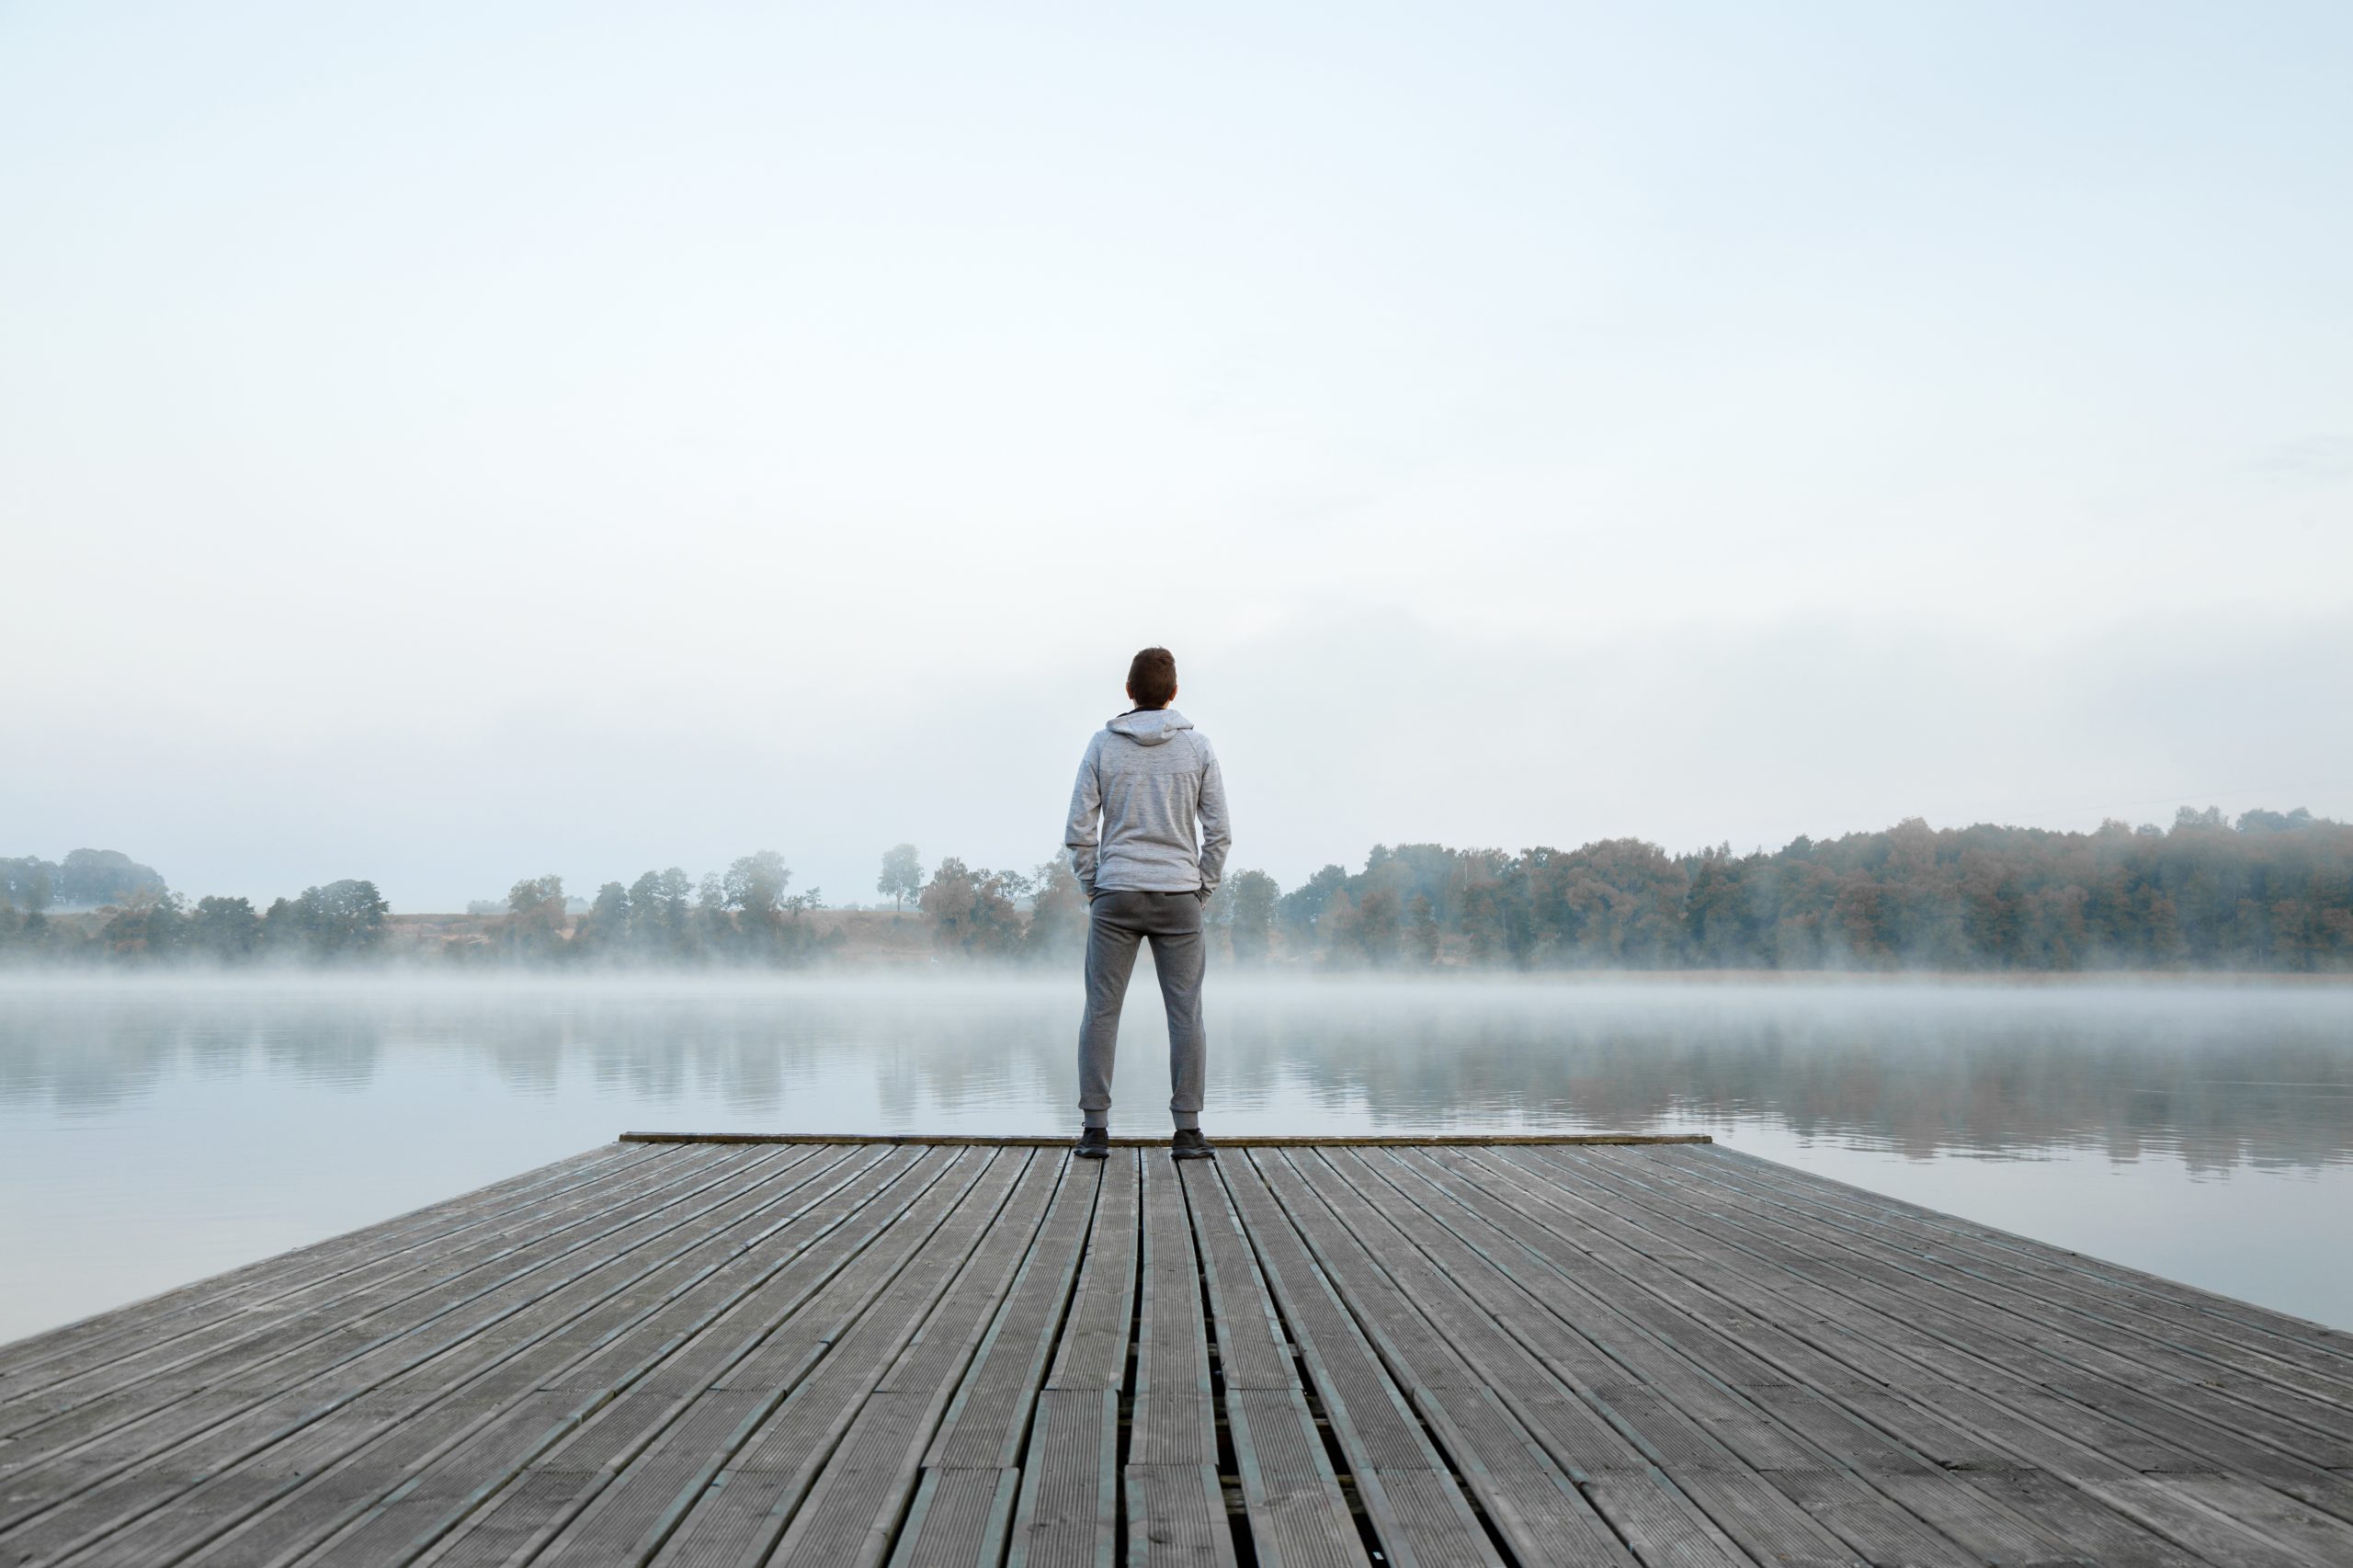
3, 973, 2349, 1341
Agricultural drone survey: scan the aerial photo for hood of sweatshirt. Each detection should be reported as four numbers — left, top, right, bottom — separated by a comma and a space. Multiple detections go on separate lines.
1106, 707, 1192, 747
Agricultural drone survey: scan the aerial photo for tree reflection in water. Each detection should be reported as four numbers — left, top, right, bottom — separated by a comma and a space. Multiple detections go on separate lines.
5, 976, 2350, 1341
4, 975, 2347, 1167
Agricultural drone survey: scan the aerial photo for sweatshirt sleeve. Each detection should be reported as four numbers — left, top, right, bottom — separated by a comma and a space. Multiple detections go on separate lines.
1064, 736, 1103, 894
1194, 733, 1232, 892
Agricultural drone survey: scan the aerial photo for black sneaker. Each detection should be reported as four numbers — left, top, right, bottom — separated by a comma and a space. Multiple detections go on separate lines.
1074, 1126, 1110, 1159
1171, 1128, 1215, 1160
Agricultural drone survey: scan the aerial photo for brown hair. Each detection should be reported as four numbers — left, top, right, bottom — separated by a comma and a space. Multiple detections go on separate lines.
1126, 646, 1177, 709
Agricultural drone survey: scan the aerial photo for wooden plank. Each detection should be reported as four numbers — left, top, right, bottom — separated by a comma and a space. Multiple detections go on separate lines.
0, 1143, 734, 1500
621, 1132, 1712, 1147
1555, 1149, 2353, 1517
920, 1161, 1101, 1470
616, 1134, 1030, 1562
1125, 1462, 1232, 1568
0, 1146, 777, 1557
1005, 1150, 1136, 1568
1270, 1147, 1755, 1568
1698, 1143, 2353, 1374
1658, 1145, 2353, 1412
1045, 1152, 1141, 1397
1363, 1147, 2126, 1567
1131, 1154, 1216, 1466
392, 1147, 963, 1568
1414, 1145, 2209, 1568
1641, 1152, 2353, 1481
513, 1148, 1020, 1566
1521, 1147, 2353, 1568
756, 1153, 1065, 1568
0, 1145, 719, 1449
890, 1468, 1018, 1568
1007, 1389, 1119, 1568
1177, 1159, 1361, 1568
1125, 1150, 1232, 1567
171, 1143, 922, 1568
882, 1156, 1099, 1568
1, 1147, 818, 1567
1486, 1142, 2348, 1568
1332, 1146, 2007, 1566
0, 1143, 654, 1400
1265, 1149, 1793, 1568
1217, 1151, 1506, 1568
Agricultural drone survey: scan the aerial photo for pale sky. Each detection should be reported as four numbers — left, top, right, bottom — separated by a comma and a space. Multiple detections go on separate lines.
4, 1, 2348, 909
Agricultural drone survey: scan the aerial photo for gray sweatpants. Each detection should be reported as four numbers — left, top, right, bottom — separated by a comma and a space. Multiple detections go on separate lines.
1077, 890, 1206, 1131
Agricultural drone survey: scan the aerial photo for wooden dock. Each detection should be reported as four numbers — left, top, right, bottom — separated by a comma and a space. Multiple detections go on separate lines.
5, 1138, 2352, 1567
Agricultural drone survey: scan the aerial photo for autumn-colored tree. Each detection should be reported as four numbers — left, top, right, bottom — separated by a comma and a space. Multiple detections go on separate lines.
920, 857, 1022, 958
1024, 857, 1089, 962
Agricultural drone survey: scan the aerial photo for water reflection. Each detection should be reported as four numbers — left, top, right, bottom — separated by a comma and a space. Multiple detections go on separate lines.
3, 975, 2349, 1339
3, 977, 2347, 1165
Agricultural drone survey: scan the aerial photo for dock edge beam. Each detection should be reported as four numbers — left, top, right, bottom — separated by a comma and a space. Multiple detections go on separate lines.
617, 1131, 1713, 1147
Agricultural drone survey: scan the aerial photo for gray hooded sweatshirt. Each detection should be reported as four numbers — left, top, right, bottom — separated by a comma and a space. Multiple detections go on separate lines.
1064, 708, 1231, 897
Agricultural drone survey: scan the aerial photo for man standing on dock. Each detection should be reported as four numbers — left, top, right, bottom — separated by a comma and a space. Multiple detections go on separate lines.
1063, 646, 1231, 1160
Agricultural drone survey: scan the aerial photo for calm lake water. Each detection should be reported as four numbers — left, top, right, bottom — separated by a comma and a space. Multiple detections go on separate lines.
3, 973, 2349, 1342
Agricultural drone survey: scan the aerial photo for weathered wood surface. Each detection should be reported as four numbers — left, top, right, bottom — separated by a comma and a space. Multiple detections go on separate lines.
5, 1140, 2347, 1567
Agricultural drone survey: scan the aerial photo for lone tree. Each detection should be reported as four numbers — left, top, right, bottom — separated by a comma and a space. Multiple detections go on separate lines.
877, 844, 923, 913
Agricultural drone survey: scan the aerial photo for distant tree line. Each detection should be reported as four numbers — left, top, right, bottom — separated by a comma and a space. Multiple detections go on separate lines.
0, 849, 831, 969
0, 849, 167, 912
5, 808, 2348, 971
477, 853, 828, 967
913, 853, 1089, 962
0, 877, 390, 963
1226, 807, 2353, 972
